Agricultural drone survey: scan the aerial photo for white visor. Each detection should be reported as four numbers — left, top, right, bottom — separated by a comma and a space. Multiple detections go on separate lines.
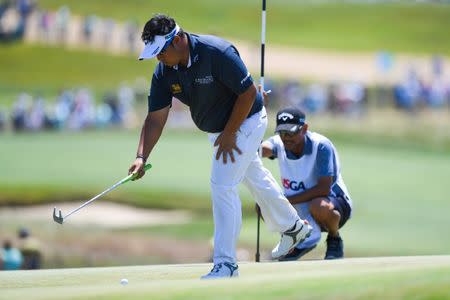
138, 24, 180, 60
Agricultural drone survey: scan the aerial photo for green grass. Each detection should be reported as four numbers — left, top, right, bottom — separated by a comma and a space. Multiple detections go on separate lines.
0, 129, 449, 256
1, 128, 449, 210
37, 1, 450, 55
0, 129, 212, 210
0, 256, 449, 300
0, 43, 155, 96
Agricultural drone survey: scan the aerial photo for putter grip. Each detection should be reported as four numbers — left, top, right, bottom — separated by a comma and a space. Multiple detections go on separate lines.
126, 163, 152, 183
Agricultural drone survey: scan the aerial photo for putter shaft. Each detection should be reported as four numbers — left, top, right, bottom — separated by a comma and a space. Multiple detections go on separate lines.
52, 164, 152, 224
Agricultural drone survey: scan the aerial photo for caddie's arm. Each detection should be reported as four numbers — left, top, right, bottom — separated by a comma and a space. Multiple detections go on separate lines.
287, 176, 333, 205
288, 139, 337, 204
260, 141, 275, 158
128, 106, 170, 179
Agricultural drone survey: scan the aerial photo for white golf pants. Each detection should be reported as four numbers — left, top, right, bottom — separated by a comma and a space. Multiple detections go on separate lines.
208, 107, 300, 264
293, 202, 321, 249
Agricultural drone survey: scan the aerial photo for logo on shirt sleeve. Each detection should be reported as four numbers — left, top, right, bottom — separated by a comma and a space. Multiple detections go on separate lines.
171, 84, 182, 94
240, 72, 251, 85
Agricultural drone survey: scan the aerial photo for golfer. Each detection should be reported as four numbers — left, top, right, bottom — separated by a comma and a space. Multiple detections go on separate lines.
128, 14, 311, 278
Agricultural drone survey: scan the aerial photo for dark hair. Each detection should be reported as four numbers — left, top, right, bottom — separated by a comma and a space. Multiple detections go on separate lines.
141, 14, 184, 43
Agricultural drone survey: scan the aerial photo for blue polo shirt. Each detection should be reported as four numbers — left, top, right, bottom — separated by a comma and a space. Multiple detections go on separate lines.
148, 33, 263, 133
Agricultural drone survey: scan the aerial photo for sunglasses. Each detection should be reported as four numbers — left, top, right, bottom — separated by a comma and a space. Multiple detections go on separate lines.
277, 125, 303, 138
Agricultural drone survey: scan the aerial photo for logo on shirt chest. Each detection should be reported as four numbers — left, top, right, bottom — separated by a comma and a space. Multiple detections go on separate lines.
171, 84, 182, 94
194, 75, 214, 85
282, 178, 306, 191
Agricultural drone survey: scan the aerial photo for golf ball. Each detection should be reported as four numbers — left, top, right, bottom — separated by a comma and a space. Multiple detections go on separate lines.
120, 278, 128, 285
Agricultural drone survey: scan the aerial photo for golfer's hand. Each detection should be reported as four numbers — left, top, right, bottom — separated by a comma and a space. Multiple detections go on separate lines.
258, 84, 270, 106
128, 158, 146, 180
214, 131, 242, 164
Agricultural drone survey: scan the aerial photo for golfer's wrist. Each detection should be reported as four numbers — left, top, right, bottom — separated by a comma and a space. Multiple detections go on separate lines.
136, 154, 147, 163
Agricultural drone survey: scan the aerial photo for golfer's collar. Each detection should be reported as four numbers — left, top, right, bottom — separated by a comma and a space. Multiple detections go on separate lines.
172, 33, 199, 70
173, 56, 191, 70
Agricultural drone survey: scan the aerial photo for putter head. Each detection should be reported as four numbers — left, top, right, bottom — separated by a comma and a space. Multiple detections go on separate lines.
53, 207, 64, 224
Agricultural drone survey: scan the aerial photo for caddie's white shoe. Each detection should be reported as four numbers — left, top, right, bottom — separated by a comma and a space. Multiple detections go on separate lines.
271, 219, 313, 259
200, 262, 239, 279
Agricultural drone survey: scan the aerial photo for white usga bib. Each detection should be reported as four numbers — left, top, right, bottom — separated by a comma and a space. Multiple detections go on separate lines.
269, 131, 352, 211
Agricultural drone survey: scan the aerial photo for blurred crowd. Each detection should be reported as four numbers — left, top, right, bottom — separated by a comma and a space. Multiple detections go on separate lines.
266, 80, 368, 117
0, 0, 34, 41
0, 0, 140, 54
0, 80, 149, 132
1, 70, 449, 133
29, 6, 140, 53
392, 57, 449, 111
265, 55, 450, 115
1, 228, 42, 271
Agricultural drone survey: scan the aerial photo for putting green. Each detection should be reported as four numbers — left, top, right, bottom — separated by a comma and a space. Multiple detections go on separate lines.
1, 256, 449, 300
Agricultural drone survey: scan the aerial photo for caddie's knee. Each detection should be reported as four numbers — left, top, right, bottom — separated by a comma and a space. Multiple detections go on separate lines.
309, 197, 333, 223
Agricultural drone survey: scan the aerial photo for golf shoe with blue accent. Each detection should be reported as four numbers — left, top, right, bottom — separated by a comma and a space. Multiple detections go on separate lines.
200, 262, 239, 279
271, 219, 313, 259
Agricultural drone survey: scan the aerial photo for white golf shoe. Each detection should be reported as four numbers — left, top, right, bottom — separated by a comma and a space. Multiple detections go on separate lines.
271, 219, 313, 259
200, 262, 239, 279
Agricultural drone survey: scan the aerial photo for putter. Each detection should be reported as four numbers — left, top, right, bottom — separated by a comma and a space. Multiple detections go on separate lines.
53, 164, 152, 224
